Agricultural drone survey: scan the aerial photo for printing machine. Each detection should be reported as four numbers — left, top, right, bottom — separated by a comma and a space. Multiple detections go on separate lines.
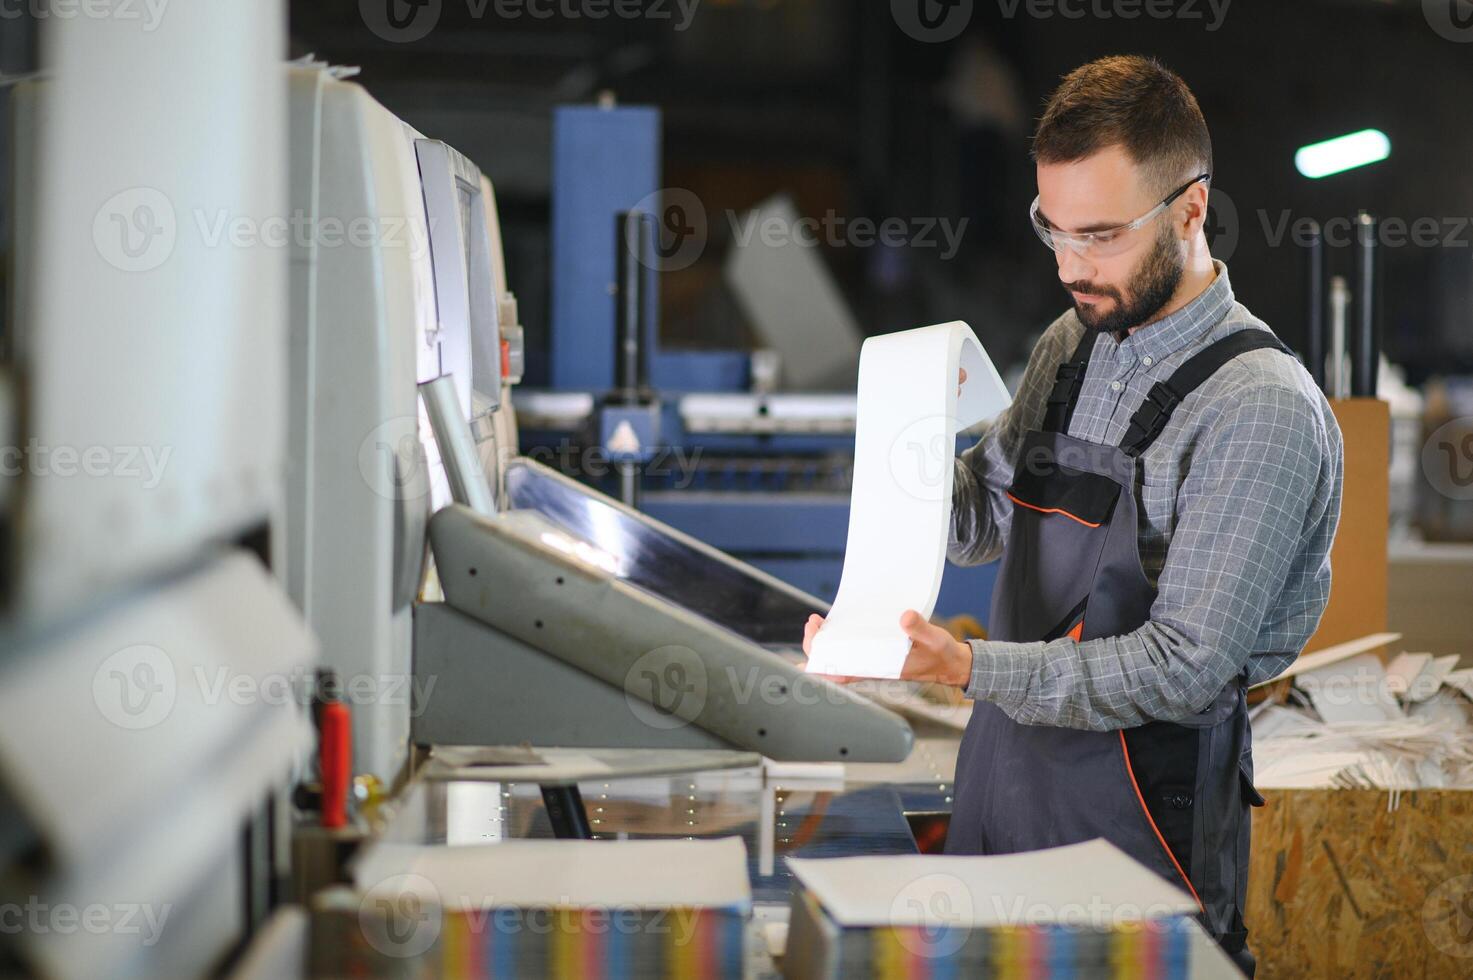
282, 64, 912, 783
264, 52, 944, 975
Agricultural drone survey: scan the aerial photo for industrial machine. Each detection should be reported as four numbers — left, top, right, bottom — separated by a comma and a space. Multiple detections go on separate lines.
0, 8, 1266, 979
282, 65, 912, 785
282, 61, 507, 782
0, 16, 920, 980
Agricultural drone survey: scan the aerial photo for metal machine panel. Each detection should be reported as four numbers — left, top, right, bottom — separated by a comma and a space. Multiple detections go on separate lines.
283, 69, 434, 780
412, 602, 729, 750
8, 0, 287, 621
428, 504, 913, 762
550, 105, 659, 391
414, 138, 499, 419
0, 552, 315, 978
285, 72, 513, 780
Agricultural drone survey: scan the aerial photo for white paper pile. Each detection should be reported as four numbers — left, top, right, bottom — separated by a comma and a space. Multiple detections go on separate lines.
1250, 636, 1473, 790
787, 839, 1197, 929
782, 840, 1233, 978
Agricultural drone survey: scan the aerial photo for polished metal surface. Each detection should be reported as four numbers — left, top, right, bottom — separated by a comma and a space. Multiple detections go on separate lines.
420, 745, 764, 785
420, 374, 495, 515
505, 458, 825, 646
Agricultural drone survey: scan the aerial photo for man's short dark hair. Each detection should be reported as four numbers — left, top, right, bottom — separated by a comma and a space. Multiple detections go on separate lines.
1032, 55, 1212, 197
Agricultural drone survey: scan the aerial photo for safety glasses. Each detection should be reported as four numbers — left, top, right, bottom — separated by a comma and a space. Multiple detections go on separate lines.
1030, 173, 1210, 259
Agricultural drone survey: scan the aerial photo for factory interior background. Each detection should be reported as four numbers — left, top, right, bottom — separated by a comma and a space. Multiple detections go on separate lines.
3, 1, 1473, 978
286, 0, 1473, 615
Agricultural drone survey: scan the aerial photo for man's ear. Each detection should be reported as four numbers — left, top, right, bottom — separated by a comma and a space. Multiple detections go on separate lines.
1177, 181, 1211, 239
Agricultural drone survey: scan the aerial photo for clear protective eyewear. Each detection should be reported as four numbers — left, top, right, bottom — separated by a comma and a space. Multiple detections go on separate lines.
1030, 173, 1210, 258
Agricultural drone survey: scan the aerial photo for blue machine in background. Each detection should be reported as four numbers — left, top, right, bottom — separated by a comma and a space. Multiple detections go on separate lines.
520, 102, 998, 628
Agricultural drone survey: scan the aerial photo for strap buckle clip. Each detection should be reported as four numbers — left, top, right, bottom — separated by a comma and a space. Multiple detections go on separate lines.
1046, 364, 1083, 403
1123, 381, 1181, 455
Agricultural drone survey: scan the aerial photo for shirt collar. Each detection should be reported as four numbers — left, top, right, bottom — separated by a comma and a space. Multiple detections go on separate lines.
1113, 259, 1234, 363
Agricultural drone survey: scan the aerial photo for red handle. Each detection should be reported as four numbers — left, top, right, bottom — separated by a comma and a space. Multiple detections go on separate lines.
319, 701, 351, 829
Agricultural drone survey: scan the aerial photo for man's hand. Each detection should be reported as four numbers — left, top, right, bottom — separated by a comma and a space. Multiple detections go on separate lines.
898, 609, 974, 687
958, 367, 967, 396
801, 611, 974, 688
802, 613, 824, 656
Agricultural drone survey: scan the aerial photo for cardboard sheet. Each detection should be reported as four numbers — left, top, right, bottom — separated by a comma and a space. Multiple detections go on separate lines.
805, 322, 1010, 678
1247, 632, 1401, 688
1385, 652, 1433, 699
1296, 651, 1404, 724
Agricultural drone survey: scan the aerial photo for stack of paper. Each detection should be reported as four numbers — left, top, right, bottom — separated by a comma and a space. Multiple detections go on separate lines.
780, 840, 1219, 979
312, 838, 751, 978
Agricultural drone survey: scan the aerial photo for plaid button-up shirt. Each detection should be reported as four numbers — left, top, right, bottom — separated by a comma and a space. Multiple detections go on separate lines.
950, 262, 1344, 730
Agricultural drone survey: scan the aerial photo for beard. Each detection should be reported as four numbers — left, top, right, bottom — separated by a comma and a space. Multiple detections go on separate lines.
1065, 225, 1184, 335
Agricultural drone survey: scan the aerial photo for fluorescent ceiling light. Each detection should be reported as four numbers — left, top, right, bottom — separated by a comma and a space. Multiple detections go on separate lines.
1295, 129, 1390, 179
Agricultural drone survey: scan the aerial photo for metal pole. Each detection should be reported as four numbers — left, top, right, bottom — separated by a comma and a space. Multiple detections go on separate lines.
540, 784, 593, 839
614, 210, 651, 401
1328, 276, 1350, 399
1349, 211, 1381, 398
613, 211, 652, 509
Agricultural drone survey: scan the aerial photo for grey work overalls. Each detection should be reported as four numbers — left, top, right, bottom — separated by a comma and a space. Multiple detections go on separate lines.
945, 328, 1287, 972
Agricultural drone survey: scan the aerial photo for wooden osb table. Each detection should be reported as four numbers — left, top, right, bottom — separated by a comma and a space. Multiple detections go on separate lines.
1247, 788, 1473, 977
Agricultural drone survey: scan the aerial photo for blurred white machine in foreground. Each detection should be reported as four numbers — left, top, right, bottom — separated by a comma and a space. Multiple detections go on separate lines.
0, 3, 310, 977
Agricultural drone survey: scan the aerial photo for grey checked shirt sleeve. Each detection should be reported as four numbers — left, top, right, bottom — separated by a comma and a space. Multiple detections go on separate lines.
963, 382, 1341, 730
948, 319, 1076, 567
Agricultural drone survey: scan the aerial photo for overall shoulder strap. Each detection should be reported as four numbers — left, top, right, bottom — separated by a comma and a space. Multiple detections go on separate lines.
1119, 329, 1294, 457
1042, 328, 1097, 434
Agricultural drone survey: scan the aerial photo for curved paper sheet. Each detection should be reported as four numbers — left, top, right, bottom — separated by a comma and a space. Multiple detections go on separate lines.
805, 321, 1011, 679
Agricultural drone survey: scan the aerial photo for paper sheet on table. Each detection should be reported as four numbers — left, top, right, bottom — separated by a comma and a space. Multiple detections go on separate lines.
805, 321, 1011, 678
353, 837, 751, 910
787, 839, 1196, 928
